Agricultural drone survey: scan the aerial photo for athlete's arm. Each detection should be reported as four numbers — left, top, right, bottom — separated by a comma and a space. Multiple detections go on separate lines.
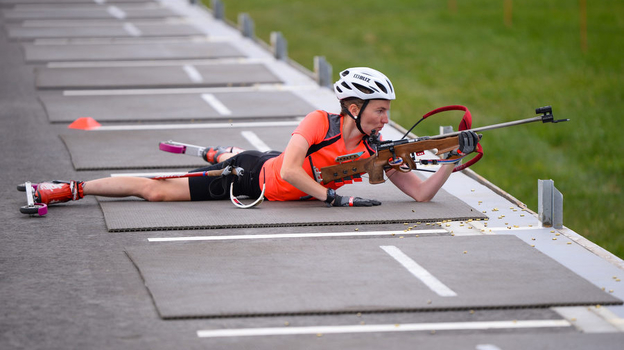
387, 163, 454, 202
280, 134, 331, 201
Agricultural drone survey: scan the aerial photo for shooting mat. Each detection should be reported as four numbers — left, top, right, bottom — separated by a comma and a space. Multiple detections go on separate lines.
98, 180, 487, 231
41, 90, 314, 123
35, 63, 282, 90
6, 23, 203, 40
125, 235, 621, 318
60, 125, 295, 170
1, 7, 180, 21
23, 42, 243, 63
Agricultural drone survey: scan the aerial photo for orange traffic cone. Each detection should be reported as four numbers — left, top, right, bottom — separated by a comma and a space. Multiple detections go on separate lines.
68, 117, 101, 130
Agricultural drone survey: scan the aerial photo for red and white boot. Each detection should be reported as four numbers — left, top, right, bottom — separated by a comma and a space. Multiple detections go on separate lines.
34, 180, 84, 205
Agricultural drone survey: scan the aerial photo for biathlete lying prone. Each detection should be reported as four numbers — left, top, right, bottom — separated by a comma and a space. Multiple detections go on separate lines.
27, 67, 480, 208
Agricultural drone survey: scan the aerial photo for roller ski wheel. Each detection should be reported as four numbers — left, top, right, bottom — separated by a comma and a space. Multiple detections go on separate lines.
19, 181, 47, 216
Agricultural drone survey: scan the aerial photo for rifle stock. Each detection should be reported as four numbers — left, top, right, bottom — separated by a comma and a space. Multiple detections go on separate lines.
321, 135, 460, 184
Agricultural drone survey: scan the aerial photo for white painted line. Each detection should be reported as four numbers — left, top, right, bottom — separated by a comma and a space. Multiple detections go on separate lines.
94, 0, 106, 4
241, 131, 271, 152
107, 6, 127, 20
123, 23, 142, 37
94, 120, 301, 131
147, 230, 448, 243
197, 319, 571, 338
476, 345, 502, 350
200, 94, 232, 116
61, 85, 318, 96
183, 65, 204, 83
380, 245, 457, 297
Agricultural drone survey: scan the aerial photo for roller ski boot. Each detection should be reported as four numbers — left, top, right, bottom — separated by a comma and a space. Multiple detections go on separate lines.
159, 140, 244, 163
17, 180, 84, 216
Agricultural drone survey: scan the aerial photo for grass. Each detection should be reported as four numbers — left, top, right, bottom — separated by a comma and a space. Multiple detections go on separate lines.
210, 0, 623, 258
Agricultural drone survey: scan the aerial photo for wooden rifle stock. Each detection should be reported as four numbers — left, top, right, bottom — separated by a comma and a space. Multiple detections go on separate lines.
320, 135, 460, 184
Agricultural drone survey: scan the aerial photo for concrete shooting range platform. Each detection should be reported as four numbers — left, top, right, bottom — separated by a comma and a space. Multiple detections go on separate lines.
2, 1, 624, 349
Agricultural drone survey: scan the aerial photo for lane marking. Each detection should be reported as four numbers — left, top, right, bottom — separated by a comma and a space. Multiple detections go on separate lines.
380, 245, 457, 297
147, 230, 448, 243
200, 94, 232, 116
107, 6, 126, 20
241, 131, 270, 152
94, 120, 301, 131
476, 345, 502, 350
61, 85, 318, 96
182, 64, 203, 83
123, 22, 142, 37
197, 319, 571, 338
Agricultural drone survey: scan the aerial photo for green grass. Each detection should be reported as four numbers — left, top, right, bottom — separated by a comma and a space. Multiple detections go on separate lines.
212, 0, 623, 258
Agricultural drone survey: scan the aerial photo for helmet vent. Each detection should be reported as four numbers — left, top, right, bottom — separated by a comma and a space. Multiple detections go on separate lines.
353, 83, 375, 94
375, 81, 388, 94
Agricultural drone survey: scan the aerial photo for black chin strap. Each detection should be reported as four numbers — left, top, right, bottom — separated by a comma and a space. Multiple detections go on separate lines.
345, 100, 370, 136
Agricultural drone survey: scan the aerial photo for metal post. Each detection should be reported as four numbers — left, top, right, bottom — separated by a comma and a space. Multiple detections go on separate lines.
211, 0, 224, 20
314, 56, 332, 88
538, 179, 564, 228
271, 31, 287, 60
238, 13, 255, 38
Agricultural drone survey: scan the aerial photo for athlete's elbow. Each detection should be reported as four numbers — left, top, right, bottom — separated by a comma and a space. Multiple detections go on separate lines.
280, 166, 297, 184
413, 193, 434, 203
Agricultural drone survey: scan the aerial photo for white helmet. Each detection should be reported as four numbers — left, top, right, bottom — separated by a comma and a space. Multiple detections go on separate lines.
334, 67, 396, 101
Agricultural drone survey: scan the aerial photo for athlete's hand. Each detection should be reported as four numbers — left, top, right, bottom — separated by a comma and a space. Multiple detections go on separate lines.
333, 194, 382, 207
458, 130, 481, 155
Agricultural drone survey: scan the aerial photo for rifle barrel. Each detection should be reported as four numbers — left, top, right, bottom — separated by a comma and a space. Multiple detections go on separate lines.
428, 116, 545, 140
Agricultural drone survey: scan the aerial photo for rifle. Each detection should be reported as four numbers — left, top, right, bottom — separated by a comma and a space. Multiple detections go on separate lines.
319, 106, 568, 185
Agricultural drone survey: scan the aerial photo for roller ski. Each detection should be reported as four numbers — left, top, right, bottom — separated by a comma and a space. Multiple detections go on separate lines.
159, 140, 244, 164
17, 180, 84, 216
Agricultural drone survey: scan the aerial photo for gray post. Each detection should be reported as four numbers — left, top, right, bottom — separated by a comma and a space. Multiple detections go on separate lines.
211, 0, 224, 20
271, 31, 288, 60
314, 56, 332, 88
538, 179, 564, 228
238, 13, 255, 38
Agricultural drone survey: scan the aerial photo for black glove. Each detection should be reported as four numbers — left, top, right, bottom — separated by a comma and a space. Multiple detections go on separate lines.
458, 130, 481, 155
333, 194, 382, 207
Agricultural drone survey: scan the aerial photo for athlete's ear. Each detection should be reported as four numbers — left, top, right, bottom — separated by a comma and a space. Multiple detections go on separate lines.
348, 103, 360, 117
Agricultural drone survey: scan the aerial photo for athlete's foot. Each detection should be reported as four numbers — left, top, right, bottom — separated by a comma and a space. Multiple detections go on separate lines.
35, 180, 84, 205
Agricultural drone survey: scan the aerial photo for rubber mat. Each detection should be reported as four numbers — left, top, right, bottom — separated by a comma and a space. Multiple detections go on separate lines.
23, 42, 243, 63
41, 90, 314, 123
1, 7, 179, 21
125, 235, 621, 318
6, 23, 203, 40
0, 0, 152, 4
36, 63, 282, 90
60, 125, 295, 170
98, 180, 487, 231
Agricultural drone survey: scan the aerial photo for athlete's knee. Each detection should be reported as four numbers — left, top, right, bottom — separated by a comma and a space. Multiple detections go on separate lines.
139, 180, 169, 202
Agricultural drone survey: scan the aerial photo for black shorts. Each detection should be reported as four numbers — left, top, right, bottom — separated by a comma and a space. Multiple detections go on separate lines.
188, 150, 281, 201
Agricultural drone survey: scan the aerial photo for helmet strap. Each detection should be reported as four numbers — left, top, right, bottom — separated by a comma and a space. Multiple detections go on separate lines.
345, 100, 370, 135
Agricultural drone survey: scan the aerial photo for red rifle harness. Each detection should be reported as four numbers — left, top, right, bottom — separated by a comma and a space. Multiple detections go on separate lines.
420, 105, 484, 172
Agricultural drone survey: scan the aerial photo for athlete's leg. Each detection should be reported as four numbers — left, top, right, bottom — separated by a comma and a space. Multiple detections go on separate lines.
83, 177, 191, 202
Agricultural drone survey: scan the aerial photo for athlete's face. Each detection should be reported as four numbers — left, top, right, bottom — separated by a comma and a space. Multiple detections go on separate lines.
359, 99, 391, 135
